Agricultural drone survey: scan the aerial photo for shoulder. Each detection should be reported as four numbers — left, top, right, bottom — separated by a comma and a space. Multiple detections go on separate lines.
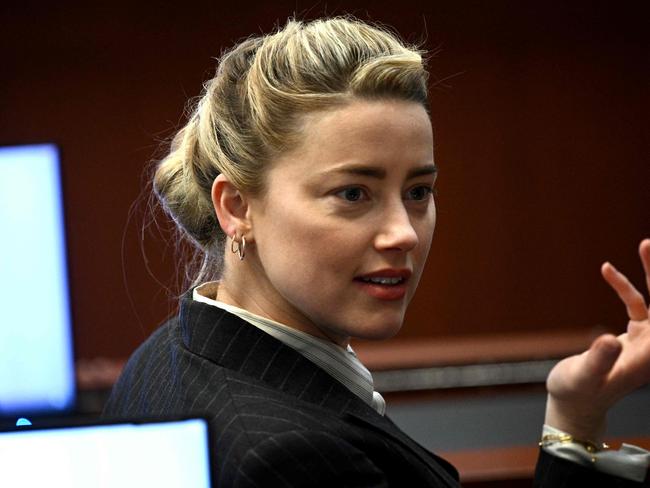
203, 367, 346, 443
102, 316, 188, 416
142, 367, 385, 487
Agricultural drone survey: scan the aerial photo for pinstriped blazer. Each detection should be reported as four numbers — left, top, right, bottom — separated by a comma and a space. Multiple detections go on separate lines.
103, 296, 646, 487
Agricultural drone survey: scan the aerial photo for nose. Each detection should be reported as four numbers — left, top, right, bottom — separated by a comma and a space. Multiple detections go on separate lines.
374, 201, 419, 252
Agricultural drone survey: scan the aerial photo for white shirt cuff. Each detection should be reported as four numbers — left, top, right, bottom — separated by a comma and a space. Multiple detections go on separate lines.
542, 424, 650, 483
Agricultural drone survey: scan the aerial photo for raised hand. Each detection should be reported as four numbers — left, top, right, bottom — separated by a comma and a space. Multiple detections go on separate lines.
545, 239, 650, 441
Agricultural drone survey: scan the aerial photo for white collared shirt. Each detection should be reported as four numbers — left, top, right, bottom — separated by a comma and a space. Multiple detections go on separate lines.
193, 282, 386, 415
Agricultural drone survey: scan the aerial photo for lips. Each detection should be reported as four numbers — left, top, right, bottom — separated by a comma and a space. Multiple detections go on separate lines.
359, 276, 404, 285
354, 268, 411, 300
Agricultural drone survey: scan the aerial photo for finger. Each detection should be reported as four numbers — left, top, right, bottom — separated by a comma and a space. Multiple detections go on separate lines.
601, 262, 648, 321
640, 239, 650, 298
584, 334, 622, 379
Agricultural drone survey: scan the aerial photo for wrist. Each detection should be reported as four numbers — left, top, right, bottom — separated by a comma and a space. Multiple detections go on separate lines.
544, 394, 607, 443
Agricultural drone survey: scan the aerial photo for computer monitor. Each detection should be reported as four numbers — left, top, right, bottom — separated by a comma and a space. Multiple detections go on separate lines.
0, 418, 212, 487
0, 143, 75, 417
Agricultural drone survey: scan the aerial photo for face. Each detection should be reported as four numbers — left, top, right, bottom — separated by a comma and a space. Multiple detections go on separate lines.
243, 99, 436, 346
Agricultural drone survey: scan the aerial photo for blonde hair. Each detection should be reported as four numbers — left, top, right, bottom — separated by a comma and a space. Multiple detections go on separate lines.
153, 17, 429, 285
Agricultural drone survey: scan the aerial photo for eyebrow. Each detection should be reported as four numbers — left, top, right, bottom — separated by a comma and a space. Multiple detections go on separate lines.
326, 164, 437, 180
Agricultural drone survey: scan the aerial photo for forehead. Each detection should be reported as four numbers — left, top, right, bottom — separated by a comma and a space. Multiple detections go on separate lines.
272, 99, 434, 177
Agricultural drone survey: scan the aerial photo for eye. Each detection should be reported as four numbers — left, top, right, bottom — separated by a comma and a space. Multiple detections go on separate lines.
335, 186, 368, 202
405, 185, 435, 201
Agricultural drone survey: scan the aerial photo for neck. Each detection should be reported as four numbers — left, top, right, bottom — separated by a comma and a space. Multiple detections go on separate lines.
216, 255, 350, 347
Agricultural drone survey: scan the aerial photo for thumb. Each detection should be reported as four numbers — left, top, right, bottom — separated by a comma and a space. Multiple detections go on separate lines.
583, 334, 622, 379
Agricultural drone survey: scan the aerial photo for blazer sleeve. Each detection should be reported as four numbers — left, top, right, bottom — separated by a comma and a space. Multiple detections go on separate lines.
534, 449, 649, 488
231, 430, 389, 488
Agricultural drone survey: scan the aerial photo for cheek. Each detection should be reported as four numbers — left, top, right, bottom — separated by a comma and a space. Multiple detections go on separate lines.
291, 223, 362, 279
411, 209, 436, 275
416, 205, 436, 247
256, 206, 360, 284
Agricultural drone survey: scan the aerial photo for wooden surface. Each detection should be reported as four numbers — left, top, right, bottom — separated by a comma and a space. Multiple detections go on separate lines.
353, 327, 601, 371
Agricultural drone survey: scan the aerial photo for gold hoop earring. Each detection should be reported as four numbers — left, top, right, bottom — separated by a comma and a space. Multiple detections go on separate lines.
230, 236, 246, 261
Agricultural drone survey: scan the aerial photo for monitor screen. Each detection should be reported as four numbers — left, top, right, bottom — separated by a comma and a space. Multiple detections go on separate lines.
0, 144, 75, 416
0, 418, 212, 487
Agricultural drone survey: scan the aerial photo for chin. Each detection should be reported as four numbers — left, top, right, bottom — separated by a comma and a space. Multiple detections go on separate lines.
351, 319, 404, 341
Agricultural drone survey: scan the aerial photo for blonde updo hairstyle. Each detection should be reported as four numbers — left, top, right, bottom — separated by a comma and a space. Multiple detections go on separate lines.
153, 17, 429, 286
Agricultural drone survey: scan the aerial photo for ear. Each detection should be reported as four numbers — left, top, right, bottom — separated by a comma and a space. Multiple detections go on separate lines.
211, 174, 251, 239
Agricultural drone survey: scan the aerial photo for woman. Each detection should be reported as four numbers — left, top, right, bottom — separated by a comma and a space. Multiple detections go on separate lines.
104, 17, 650, 487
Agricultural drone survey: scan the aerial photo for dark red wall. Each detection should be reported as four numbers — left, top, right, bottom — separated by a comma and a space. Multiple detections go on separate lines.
2, 1, 648, 360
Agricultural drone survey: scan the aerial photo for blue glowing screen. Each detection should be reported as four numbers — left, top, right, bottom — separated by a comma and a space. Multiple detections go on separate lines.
0, 144, 75, 415
0, 419, 212, 486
